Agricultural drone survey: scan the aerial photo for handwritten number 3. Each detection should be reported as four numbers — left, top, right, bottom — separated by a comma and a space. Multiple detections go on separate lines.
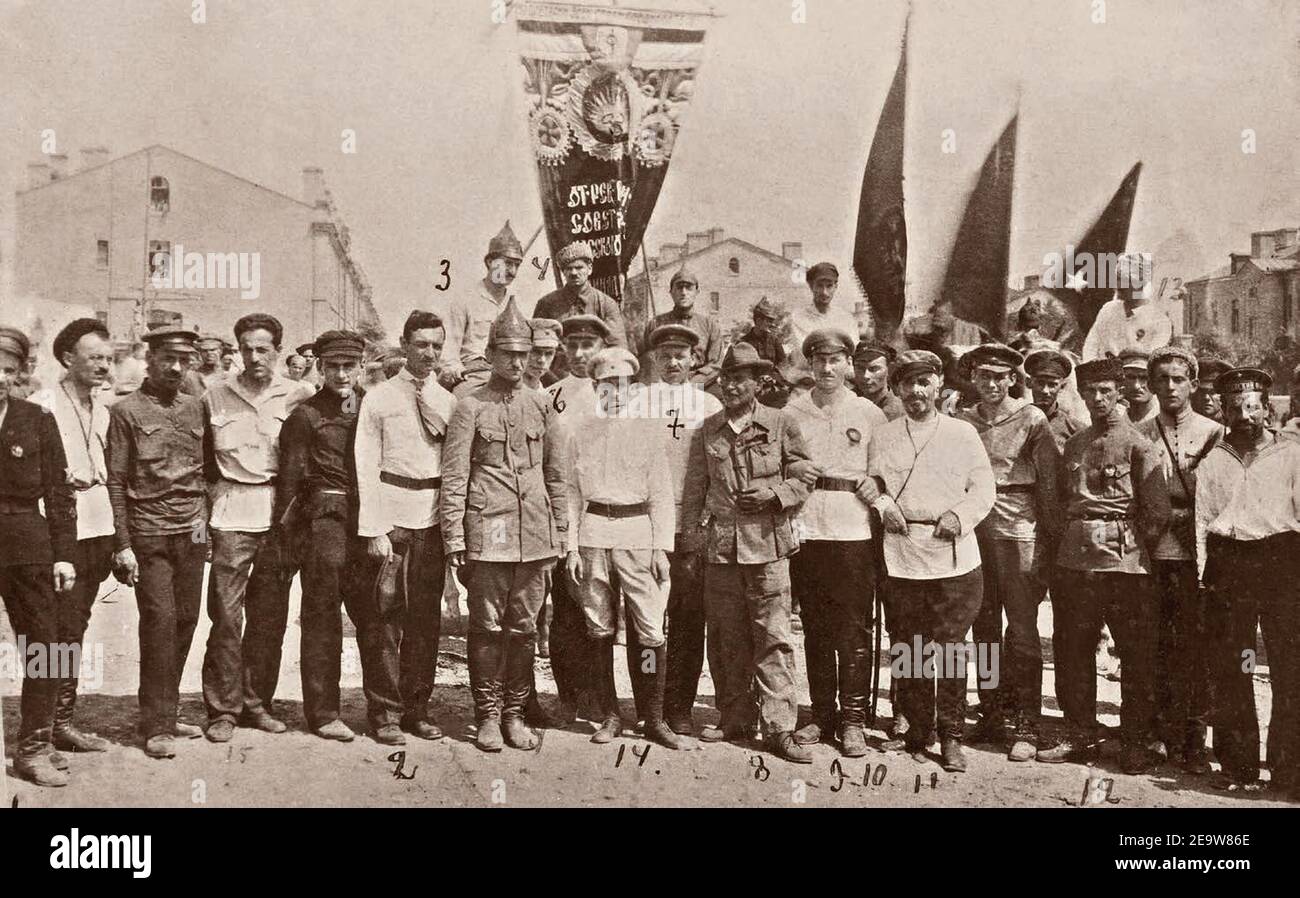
435, 259, 450, 291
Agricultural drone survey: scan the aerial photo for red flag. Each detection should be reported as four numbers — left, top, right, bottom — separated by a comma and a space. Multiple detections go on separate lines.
940, 114, 1018, 339
853, 23, 908, 337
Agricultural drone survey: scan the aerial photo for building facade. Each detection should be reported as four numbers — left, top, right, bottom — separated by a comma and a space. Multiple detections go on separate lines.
1185, 228, 1300, 348
15, 145, 379, 349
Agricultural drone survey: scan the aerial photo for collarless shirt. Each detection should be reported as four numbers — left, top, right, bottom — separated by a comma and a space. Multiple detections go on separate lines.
789, 303, 859, 367
47, 380, 114, 540
566, 415, 674, 551
443, 280, 506, 371
957, 399, 1059, 541
354, 366, 457, 537
643, 381, 722, 528
1136, 409, 1222, 561
786, 387, 886, 541
545, 375, 598, 432
1194, 435, 1300, 577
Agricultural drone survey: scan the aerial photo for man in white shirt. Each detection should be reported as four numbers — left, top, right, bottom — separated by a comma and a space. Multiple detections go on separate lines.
1081, 253, 1172, 361
439, 222, 523, 395
782, 329, 886, 758
866, 350, 995, 772
45, 318, 117, 753
1195, 367, 1300, 794
354, 311, 457, 746
788, 262, 860, 372
201, 314, 314, 742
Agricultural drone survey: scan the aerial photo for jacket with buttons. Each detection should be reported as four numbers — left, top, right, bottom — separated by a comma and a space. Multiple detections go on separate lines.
0, 397, 77, 566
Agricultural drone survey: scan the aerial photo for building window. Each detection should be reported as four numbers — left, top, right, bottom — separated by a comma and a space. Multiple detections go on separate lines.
728, 257, 740, 274
150, 176, 170, 212
1231, 297, 1239, 334
96, 240, 109, 268
148, 240, 171, 279
710, 291, 720, 312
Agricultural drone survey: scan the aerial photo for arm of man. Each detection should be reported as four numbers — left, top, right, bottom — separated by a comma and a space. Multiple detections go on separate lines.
438, 397, 475, 556
694, 317, 723, 381
679, 422, 710, 548
354, 389, 389, 540
1134, 437, 1172, 554
442, 297, 469, 377
946, 424, 996, 536
1029, 412, 1063, 538
541, 401, 570, 553
105, 403, 134, 553
648, 426, 676, 551
275, 405, 311, 526
772, 413, 813, 510
40, 406, 78, 566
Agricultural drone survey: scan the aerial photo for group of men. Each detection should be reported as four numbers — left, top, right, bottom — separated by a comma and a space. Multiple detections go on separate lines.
1, 233, 1297, 802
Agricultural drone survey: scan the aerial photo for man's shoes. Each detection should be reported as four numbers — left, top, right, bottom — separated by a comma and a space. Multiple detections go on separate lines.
502, 716, 539, 750
768, 732, 814, 764
475, 719, 504, 753
373, 724, 406, 746
590, 715, 622, 744
401, 718, 444, 741
206, 719, 235, 743
645, 718, 699, 751
700, 725, 748, 744
49, 751, 69, 772
1147, 739, 1169, 762
523, 694, 551, 728
1121, 744, 1157, 775
241, 710, 287, 734
1008, 716, 1038, 761
881, 737, 910, 752
314, 720, 356, 742
174, 721, 203, 739
941, 738, 967, 773
15, 752, 69, 787
665, 713, 695, 736
1036, 738, 1094, 764
145, 735, 177, 759
906, 743, 930, 764
52, 725, 110, 753
1008, 739, 1037, 762
1184, 747, 1212, 775
841, 724, 868, 758
793, 719, 834, 746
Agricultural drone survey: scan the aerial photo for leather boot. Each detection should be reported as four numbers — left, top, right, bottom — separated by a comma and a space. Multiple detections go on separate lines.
591, 638, 622, 744
837, 646, 871, 757
468, 633, 504, 752
641, 645, 697, 750
15, 747, 69, 787
625, 632, 647, 726
501, 634, 539, 750
52, 678, 109, 752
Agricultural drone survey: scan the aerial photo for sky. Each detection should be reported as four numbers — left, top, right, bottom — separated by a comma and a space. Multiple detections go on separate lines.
1, 0, 1296, 337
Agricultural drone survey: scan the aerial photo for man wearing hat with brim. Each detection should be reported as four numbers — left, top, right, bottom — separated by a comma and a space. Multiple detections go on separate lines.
295, 342, 321, 388
643, 265, 723, 384
1120, 346, 1159, 424
105, 325, 210, 759
1081, 252, 1173, 362
441, 297, 568, 752
546, 314, 610, 426
277, 330, 369, 742
866, 349, 995, 773
1192, 356, 1231, 424
957, 343, 1061, 760
680, 341, 815, 763
789, 262, 860, 372
0, 326, 78, 784
783, 328, 887, 757
737, 297, 788, 369
1195, 366, 1300, 795
1039, 357, 1169, 772
1024, 348, 1088, 452
440, 221, 525, 395
524, 318, 562, 393
561, 347, 695, 750
533, 240, 626, 380
354, 311, 457, 746
196, 333, 226, 390
644, 323, 723, 735
852, 339, 903, 421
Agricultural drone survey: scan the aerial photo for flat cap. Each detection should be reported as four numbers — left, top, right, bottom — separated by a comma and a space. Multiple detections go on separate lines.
752, 297, 780, 320
197, 333, 224, 349
802, 328, 854, 359
649, 323, 699, 350
853, 340, 896, 365
1024, 348, 1072, 379
590, 347, 640, 381
1215, 367, 1271, 396
1075, 357, 1124, 386
142, 325, 200, 350
720, 341, 775, 375
1148, 345, 1198, 379
561, 314, 610, 342
556, 241, 594, 266
889, 349, 943, 386
805, 261, 839, 284
314, 329, 365, 361
963, 342, 1024, 372
669, 266, 699, 289
1118, 346, 1150, 370
488, 296, 532, 351
528, 318, 562, 349
0, 326, 31, 362
1196, 356, 1231, 384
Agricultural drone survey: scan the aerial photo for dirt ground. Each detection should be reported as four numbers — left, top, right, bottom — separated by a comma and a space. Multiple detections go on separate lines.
1, 569, 1290, 808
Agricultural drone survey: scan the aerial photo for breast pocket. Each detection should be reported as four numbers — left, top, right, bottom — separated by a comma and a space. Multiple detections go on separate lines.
523, 425, 545, 470
473, 427, 507, 467
137, 423, 167, 460
748, 444, 781, 480
210, 412, 255, 451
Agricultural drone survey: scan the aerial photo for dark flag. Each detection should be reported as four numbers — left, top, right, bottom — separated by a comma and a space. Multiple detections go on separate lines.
853, 20, 908, 338
940, 114, 1018, 339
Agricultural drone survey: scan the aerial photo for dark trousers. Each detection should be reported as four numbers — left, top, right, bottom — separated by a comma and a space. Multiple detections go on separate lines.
1205, 533, 1300, 786
299, 511, 366, 729
355, 526, 444, 729
54, 535, 114, 728
1152, 559, 1210, 754
664, 544, 707, 723
0, 563, 58, 753
790, 539, 875, 728
203, 528, 292, 724
888, 568, 984, 745
973, 530, 1046, 723
1051, 567, 1157, 748
548, 559, 595, 704
134, 531, 206, 737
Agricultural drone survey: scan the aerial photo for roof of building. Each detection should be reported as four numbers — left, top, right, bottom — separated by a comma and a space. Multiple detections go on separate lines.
627, 235, 799, 285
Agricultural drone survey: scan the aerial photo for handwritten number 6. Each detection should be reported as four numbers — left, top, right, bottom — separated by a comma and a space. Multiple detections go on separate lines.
552, 388, 566, 414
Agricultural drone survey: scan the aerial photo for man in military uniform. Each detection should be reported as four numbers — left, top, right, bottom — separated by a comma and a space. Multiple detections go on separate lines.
1039, 358, 1170, 772
1196, 367, 1300, 794
852, 340, 903, 420
546, 315, 609, 425
1024, 348, 1088, 453
277, 330, 367, 741
646, 324, 723, 735
441, 298, 568, 752
441, 222, 524, 395
1120, 347, 1159, 424
106, 326, 209, 759
45, 319, 117, 754
680, 342, 814, 763
784, 329, 887, 758
524, 318, 561, 393
643, 266, 723, 384
196, 333, 226, 390
736, 297, 787, 368
533, 240, 626, 380
1191, 356, 1230, 424
1134, 346, 1221, 772
957, 343, 1061, 761
0, 327, 77, 786
354, 311, 457, 746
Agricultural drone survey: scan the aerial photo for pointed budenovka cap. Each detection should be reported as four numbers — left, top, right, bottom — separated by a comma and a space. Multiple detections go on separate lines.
487, 220, 525, 262
488, 295, 533, 351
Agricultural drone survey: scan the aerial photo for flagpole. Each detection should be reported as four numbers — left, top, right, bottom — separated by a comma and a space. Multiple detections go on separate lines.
0, 694, 9, 807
